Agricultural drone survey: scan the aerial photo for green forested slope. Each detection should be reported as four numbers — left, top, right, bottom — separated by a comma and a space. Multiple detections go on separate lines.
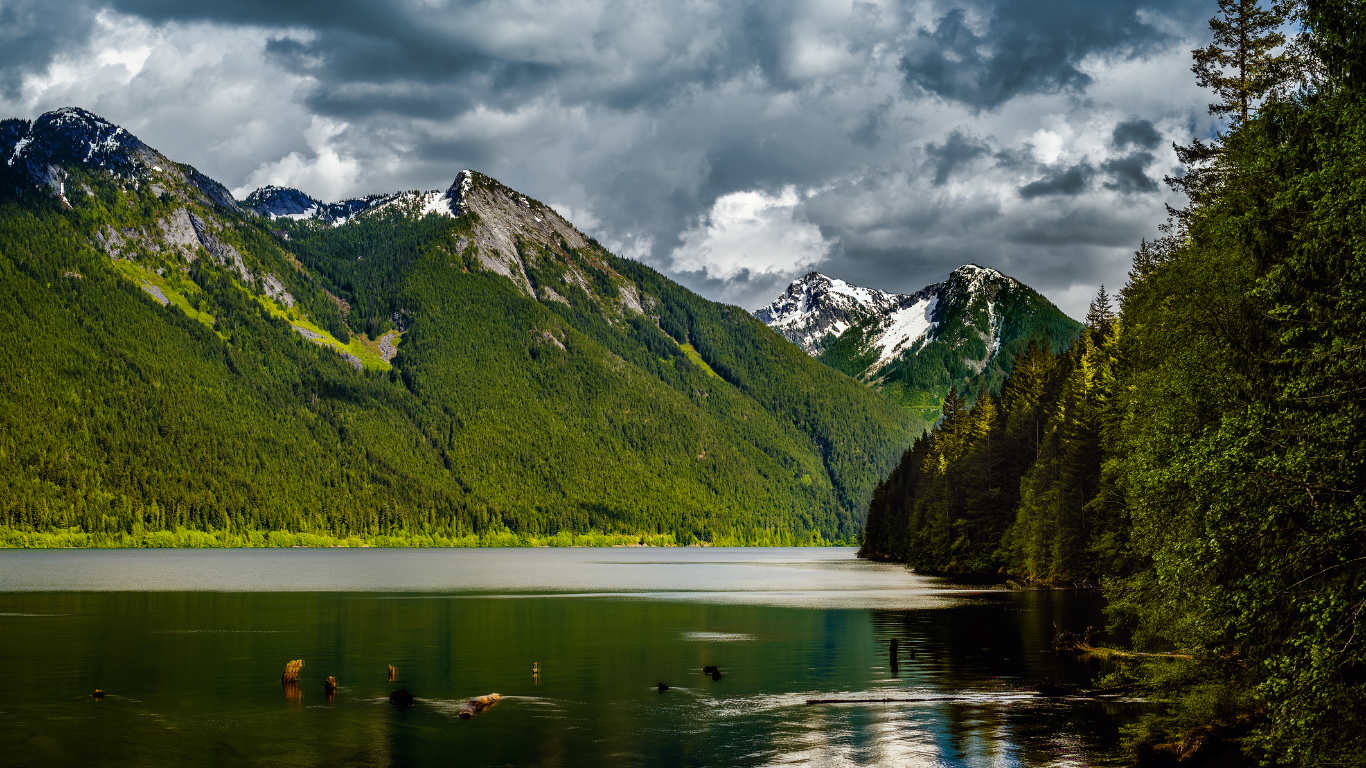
0, 143, 920, 547
859, 1, 1366, 762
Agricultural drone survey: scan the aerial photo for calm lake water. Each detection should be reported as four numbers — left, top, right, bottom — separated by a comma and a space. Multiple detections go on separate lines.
0, 547, 1141, 766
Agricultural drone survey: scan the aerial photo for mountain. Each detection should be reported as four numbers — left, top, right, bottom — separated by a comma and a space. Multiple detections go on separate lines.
0, 107, 923, 547
756, 266, 1080, 415
755, 272, 918, 356
241, 184, 460, 226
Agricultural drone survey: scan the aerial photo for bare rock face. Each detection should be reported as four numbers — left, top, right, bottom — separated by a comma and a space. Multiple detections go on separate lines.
158, 207, 201, 261
262, 273, 295, 308
189, 212, 253, 283
446, 170, 597, 299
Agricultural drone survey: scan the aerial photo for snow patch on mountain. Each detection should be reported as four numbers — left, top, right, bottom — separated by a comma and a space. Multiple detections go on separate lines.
867, 295, 938, 374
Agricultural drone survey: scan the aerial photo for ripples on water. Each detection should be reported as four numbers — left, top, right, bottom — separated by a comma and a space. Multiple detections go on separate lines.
0, 547, 1147, 766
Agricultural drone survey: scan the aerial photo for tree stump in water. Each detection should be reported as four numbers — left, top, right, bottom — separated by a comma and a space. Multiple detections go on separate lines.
281, 659, 304, 683
389, 688, 415, 709
324, 676, 338, 693
388, 664, 396, 681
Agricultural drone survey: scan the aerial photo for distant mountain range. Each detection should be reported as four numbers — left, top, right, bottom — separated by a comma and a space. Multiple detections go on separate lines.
0, 106, 926, 546
756, 267, 1080, 411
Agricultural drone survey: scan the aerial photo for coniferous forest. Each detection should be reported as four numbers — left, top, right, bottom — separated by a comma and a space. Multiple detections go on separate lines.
860, 1, 1366, 763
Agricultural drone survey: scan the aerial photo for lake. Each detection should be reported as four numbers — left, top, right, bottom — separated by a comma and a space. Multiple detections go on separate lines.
0, 547, 1142, 766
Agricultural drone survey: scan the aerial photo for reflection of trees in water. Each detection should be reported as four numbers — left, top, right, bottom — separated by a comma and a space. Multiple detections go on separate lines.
863, 592, 1134, 764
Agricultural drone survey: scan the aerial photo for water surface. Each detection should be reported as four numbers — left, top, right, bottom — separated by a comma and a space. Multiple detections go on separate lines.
0, 547, 1139, 766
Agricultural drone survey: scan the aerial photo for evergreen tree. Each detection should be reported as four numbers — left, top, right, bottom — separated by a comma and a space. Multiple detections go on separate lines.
1192, 0, 1294, 124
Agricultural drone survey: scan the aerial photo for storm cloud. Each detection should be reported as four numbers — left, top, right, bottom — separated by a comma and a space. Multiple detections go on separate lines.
0, 0, 1221, 318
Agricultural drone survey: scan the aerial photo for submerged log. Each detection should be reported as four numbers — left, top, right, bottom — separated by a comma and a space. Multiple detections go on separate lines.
459, 693, 503, 719
657, 683, 670, 693
281, 659, 304, 683
389, 688, 415, 709
702, 665, 723, 680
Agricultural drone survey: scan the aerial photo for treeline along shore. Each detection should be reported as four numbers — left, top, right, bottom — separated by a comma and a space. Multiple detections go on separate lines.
860, 2, 1366, 765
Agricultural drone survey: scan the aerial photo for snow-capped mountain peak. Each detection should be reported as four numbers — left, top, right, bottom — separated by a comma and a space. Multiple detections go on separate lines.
1, 107, 159, 196
240, 171, 478, 226
754, 271, 912, 355
241, 185, 322, 220
756, 264, 1078, 402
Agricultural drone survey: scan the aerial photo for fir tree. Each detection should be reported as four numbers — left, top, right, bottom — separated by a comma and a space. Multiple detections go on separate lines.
1192, 0, 1293, 124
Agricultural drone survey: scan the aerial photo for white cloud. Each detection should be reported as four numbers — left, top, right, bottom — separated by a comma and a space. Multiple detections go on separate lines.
671, 186, 833, 280
232, 116, 361, 202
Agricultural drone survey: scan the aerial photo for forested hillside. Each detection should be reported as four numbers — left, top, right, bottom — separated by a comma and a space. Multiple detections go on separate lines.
0, 117, 922, 548
859, 1, 1366, 763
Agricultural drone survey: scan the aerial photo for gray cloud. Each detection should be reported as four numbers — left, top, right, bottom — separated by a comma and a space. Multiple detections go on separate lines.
1019, 163, 1094, 198
1103, 152, 1158, 193
0, 0, 99, 99
899, 0, 1204, 110
926, 130, 991, 186
0, 0, 1221, 320
1112, 118, 1162, 149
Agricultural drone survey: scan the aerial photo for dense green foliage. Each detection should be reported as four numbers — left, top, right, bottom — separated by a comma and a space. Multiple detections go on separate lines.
859, 308, 1124, 581
861, 2, 1366, 763
0, 154, 922, 548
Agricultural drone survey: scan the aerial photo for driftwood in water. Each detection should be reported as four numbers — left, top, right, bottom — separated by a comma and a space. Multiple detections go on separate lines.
389, 688, 414, 709
281, 659, 304, 682
324, 676, 338, 693
702, 665, 723, 681
91, 689, 105, 700
458, 693, 503, 719
388, 664, 396, 681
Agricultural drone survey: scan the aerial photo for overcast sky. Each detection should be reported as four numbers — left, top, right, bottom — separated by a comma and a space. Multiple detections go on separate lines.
1, 0, 1221, 318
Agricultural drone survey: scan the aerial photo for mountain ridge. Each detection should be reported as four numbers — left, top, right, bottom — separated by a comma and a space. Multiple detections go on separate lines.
0, 106, 924, 546
756, 265, 1080, 414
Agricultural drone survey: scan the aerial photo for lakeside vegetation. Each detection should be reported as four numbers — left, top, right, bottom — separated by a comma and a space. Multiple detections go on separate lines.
860, 1, 1366, 763
0, 526, 818, 549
